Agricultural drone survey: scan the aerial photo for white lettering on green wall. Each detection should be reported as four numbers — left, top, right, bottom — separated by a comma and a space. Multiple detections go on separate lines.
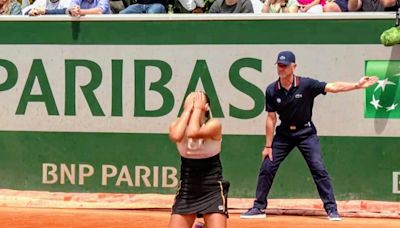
42, 163, 95, 185
42, 163, 178, 188
0, 58, 264, 120
393, 172, 400, 194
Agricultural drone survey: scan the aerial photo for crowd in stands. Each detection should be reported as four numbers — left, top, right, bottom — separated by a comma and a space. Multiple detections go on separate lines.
0, 0, 398, 15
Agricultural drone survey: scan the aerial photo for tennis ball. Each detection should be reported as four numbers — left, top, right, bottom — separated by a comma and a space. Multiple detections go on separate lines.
381, 26, 400, 46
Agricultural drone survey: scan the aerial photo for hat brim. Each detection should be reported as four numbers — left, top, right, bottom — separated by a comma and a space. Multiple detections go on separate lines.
276, 60, 292, 66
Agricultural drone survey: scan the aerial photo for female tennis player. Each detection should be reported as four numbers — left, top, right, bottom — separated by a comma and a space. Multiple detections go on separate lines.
168, 91, 229, 228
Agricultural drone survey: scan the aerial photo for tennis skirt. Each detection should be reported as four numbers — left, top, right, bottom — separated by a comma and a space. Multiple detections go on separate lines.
171, 154, 230, 217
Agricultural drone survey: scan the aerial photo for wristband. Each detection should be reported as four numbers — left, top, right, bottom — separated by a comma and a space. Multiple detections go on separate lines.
265, 146, 272, 148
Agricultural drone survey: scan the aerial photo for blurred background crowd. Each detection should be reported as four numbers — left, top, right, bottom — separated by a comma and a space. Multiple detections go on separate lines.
0, 0, 398, 17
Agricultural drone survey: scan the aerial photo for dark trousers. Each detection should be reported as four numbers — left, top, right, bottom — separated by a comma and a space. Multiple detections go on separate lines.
253, 126, 337, 213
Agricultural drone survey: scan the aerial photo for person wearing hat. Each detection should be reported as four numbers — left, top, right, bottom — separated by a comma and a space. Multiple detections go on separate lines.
240, 51, 378, 221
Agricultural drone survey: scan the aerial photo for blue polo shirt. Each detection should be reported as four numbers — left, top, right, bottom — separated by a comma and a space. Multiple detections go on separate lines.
265, 75, 327, 129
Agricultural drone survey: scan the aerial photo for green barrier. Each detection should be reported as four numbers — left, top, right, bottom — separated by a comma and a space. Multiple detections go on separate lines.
0, 15, 399, 202
0, 131, 399, 201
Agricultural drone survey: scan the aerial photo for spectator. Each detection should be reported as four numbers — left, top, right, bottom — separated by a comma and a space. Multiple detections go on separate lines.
262, 0, 298, 13
69, 0, 111, 16
251, 0, 263, 12
297, 0, 325, 12
208, 0, 253, 13
23, 0, 72, 15
348, 0, 398, 11
0, 0, 22, 14
174, 0, 205, 13
17, 0, 30, 9
119, 0, 167, 13
323, 0, 348, 12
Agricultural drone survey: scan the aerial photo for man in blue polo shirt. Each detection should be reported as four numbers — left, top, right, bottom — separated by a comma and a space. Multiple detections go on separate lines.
240, 51, 378, 221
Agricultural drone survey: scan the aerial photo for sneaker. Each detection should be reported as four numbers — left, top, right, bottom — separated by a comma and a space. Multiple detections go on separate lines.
327, 209, 342, 221
240, 207, 266, 219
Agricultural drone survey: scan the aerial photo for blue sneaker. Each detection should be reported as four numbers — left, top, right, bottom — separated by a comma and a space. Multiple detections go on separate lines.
327, 209, 342, 221
240, 207, 266, 219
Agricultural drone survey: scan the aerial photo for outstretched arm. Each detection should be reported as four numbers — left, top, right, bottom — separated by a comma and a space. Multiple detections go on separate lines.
325, 76, 378, 93
168, 93, 194, 142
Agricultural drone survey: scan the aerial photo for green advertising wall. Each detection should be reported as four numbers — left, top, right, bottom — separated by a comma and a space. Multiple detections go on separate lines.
0, 15, 399, 202
3, 131, 400, 201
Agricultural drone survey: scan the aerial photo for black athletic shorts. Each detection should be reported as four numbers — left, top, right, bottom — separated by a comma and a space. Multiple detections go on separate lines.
171, 154, 230, 218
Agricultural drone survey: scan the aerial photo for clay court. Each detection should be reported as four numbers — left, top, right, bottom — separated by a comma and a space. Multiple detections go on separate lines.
1, 189, 399, 227
2, 207, 400, 228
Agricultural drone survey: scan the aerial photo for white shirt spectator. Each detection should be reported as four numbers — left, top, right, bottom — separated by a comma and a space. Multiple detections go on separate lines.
251, 0, 263, 12
22, 0, 72, 15
178, 0, 205, 11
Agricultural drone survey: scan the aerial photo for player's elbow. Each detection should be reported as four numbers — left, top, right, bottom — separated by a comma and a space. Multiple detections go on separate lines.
169, 133, 182, 142
168, 130, 183, 142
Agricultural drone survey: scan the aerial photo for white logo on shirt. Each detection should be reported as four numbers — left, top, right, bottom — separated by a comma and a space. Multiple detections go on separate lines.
295, 94, 303, 99
187, 138, 204, 150
218, 205, 225, 211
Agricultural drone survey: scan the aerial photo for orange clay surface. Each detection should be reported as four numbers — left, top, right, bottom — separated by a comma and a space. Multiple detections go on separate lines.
1, 207, 400, 228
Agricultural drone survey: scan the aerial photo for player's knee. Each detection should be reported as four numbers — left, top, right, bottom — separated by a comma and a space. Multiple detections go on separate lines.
323, 2, 341, 12
259, 165, 276, 178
